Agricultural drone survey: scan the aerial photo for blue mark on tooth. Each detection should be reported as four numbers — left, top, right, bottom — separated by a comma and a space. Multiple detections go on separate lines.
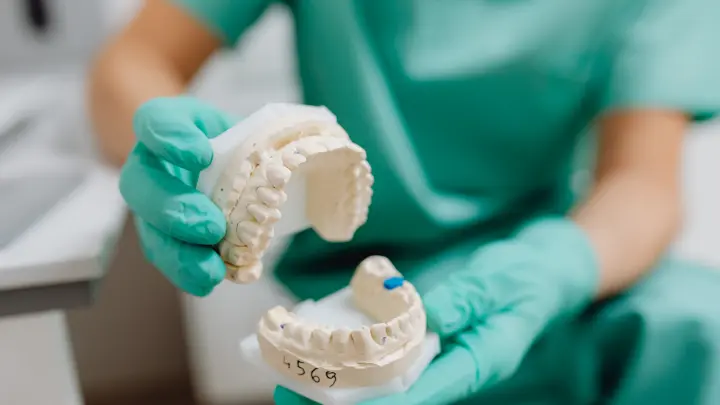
383, 276, 404, 290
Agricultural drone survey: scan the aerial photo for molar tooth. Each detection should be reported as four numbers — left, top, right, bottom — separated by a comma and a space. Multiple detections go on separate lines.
370, 324, 388, 345
359, 173, 375, 187
266, 165, 292, 188
350, 327, 377, 356
330, 328, 351, 353
247, 204, 281, 224
256, 186, 287, 206
398, 313, 412, 333
228, 262, 263, 283
235, 221, 262, 245
263, 306, 289, 331
410, 304, 424, 321
283, 321, 303, 340
310, 328, 330, 351
281, 149, 307, 168
296, 324, 313, 347
221, 243, 254, 266
296, 142, 325, 156
387, 318, 403, 338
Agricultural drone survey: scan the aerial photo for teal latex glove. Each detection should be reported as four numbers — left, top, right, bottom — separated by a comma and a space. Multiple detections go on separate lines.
274, 218, 599, 405
119, 96, 237, 296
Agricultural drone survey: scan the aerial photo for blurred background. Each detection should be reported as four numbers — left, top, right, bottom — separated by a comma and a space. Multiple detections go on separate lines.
0, 1, 719, 405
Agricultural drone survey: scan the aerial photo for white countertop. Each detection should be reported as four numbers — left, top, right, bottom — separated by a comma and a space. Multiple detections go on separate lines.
0, 76, 127, 293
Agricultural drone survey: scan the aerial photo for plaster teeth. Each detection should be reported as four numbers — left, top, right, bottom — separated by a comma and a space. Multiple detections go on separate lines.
256, 254, 426, 387
330, 328, 352, 353
398, 314, 412, 333
266, 165, 292, 188
348, 143, 367, 158
387, 318, 403, 338
350, 327, 377, 355
226, 261, 262, 283
410, 305, 424, 322
370, 324, 388, 345
296, 142, 327, 156
256, 186, 287, 207
283, 322, 302, 340
249, 150, 267, 165
236, 221, 262, 245
310, 328, 331, 350
264, 306, 290, 331
247, 204, 281, 224
219, 242, 253, 265
281, 150, 307, 169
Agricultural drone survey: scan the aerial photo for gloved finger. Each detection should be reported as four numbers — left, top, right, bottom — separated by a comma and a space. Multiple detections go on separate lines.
120, 144, 226, 245
133, 96, 236, 172
365, 309, 538, 405
273, 386, 320, 404
135, 217, 226, 296
422, 242, 535, 338
362, 342, 478, 405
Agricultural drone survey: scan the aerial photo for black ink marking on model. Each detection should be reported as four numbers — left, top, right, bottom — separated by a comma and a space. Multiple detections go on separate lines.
296, 360, 306, 375
310, 368, 320, 383
326, 371, 337, 387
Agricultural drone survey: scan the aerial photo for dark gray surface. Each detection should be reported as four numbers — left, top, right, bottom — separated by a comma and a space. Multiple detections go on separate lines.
0, 280, 96, 317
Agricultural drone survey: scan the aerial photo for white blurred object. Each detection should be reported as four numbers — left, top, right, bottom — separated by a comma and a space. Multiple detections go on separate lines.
0, 0, 141, 72
671, 119, 720, 265
0, 312, 83, 405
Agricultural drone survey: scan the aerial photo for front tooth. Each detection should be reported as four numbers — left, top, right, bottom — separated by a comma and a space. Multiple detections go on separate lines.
247, 204, 281, 224
263, 306, 289, 331
236, 160, 253, 178
310, 328, 330, 351
236, 221, 262, 245
330, 328, 351, 353
350, 327, 377, 356
257, 187, 287, 207
266, 165, 292, 188
348, 143, 367, 159
370, 324, 388, 345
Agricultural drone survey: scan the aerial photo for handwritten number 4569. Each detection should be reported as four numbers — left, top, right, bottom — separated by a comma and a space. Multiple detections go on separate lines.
283, 356, 337, 387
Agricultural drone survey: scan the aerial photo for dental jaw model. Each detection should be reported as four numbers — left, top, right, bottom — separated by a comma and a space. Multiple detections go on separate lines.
241, 256, 440, 405
197, 104, 439, 404
196, 103, 373, 283
258, 256, 427, 388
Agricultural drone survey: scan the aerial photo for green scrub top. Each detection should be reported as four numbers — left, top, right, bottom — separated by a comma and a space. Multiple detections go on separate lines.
174, 0, 720, 298
173, 0, 720, 403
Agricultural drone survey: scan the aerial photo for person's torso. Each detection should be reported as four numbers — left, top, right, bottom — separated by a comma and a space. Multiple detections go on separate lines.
275, 0, 619, 291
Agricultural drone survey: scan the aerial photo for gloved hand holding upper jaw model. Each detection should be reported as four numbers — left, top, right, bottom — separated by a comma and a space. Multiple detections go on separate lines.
92, 0, 720, 404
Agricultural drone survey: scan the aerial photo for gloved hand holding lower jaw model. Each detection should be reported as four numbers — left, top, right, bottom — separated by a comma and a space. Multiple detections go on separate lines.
119, 96, 600, 405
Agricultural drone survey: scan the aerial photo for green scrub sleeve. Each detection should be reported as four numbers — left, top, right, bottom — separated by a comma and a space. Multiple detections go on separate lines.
601, 0, 720, 122
171, 0, 273, 47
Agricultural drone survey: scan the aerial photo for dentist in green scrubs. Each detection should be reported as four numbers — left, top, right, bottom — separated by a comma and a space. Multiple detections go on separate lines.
88, 0, 720, 403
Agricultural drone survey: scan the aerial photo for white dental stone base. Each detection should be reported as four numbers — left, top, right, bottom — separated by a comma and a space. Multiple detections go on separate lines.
240, 288, 441, 405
